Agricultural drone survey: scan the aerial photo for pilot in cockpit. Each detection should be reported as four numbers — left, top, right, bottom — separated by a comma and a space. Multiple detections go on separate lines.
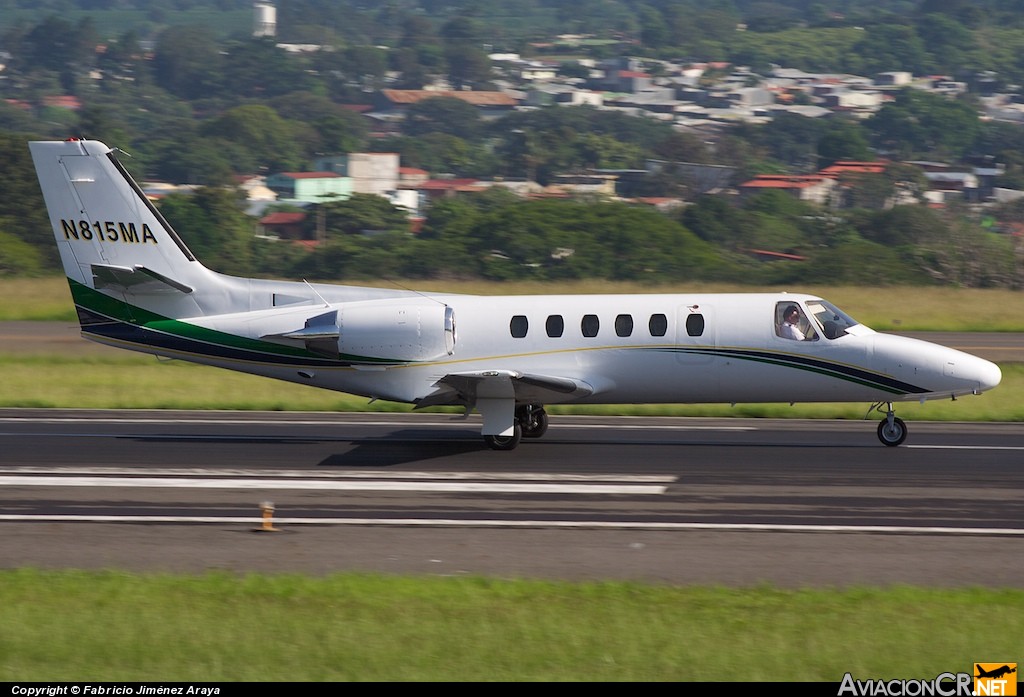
780, 305, 805, 341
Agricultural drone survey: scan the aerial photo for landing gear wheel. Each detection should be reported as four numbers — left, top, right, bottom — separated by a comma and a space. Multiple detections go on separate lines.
877, 416, 907, 447
519, 406, 549, 439
484, 423, 522, 451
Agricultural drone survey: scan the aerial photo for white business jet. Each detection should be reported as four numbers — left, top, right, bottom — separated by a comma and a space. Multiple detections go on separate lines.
29, 139, 1001, 450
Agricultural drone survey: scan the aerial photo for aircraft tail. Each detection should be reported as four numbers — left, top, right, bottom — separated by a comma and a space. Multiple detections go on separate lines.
29, 139, 224, 322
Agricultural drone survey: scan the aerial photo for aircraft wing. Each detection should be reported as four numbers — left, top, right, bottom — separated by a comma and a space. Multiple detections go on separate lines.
415, 370, 595, 409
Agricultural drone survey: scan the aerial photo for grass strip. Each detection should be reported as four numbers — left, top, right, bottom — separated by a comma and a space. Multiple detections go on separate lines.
0, 569, 1021, 681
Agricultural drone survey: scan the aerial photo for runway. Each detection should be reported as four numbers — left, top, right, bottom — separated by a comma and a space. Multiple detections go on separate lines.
1, 409, 1022, 587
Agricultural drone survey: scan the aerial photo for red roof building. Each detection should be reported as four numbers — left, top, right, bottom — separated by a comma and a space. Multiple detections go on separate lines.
819, 161, 888, 177
258, 211, 308, 240
738, 174, 837, 205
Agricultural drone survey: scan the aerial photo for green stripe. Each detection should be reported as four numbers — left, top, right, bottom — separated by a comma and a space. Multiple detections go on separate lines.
68, 279, 408, 365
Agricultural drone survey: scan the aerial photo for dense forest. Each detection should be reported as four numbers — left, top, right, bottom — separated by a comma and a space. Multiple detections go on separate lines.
1, 0, 1023, 287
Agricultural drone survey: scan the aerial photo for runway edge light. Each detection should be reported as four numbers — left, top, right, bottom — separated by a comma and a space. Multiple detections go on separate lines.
254, 500, 280, 533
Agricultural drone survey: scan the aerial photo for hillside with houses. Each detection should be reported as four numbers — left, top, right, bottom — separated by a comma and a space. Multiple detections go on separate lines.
1, 1, 1023, 287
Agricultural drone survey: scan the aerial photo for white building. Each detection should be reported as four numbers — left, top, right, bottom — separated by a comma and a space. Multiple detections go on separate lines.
253, 2, 276, 38
347, 152, 400, 196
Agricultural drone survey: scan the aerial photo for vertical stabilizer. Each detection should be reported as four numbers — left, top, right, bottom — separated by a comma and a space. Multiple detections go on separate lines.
28, 139, 242, 326
29, 139, 201, 288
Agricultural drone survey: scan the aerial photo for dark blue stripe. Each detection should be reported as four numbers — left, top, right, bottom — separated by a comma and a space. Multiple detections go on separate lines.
655, 346, 930, 395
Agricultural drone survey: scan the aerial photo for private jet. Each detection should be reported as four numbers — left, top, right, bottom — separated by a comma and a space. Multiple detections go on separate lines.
29, 139, 1002, 450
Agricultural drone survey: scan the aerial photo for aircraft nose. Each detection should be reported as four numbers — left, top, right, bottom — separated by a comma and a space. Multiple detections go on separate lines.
974, 357, 1002, 393
943, 351, 1001, 394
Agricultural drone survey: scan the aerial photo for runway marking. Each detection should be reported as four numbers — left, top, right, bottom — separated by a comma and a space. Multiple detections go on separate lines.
0, 514, 1022, 536
907, 445, 1024, 451
0, 475, 666, 495
0, 467, 675, 483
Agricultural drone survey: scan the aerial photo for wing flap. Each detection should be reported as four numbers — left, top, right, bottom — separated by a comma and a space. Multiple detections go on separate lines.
414, 370, 595, 409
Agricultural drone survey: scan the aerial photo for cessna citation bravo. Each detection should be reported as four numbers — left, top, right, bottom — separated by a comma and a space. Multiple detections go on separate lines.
29, 139, 1001, 450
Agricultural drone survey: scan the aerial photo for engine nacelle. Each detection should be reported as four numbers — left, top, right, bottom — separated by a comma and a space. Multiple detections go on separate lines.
339, 297, 455, 363
202, 297, 455, 364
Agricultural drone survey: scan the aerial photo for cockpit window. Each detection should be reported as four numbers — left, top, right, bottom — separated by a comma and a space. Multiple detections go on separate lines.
775, 302, 818, 341
806, 300, 859, 340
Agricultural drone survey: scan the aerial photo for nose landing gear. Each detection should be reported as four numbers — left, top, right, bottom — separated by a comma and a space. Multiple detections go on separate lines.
872, 402, 908, 447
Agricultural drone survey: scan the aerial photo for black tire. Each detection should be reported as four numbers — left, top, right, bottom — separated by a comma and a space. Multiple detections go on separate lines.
877, 416, 907, 447
484, 423, 522, 451
521, 408, 549, 439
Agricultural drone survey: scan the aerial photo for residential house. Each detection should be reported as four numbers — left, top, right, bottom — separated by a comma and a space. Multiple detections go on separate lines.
233, 175, 277, 203
645, 160, 737, 195
346, 152, 400, 196
417, 178, 487, 203
399, 167, 429, 188
264, 172, 351, 203
818, 161, 888, 177
875, 71, 912, 87
738, 174, 837, 205
258, 211, 307, 241
375, 89, 519, 119
821, 90, 883, 114
546, 173, 618, 197
524, 84, 603, 108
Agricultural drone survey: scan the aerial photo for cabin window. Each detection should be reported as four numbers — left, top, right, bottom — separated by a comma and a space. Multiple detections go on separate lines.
649, 313, 667, 337
685, 313, 704, 337
614, 314, 633, 337
581, 314, 600, 337
510, 315, 529, 338
546, 315, 564, 338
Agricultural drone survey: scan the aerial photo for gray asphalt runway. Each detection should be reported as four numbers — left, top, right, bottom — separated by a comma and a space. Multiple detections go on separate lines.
2, 411, 1022, 587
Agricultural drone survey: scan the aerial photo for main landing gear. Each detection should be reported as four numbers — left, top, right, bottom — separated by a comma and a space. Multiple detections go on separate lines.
483, 404, 548, 451
872, 402, 908, 447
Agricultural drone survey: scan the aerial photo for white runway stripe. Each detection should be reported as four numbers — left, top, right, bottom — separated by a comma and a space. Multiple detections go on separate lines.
1, 514, 1021, 536
0, 475, 666, 495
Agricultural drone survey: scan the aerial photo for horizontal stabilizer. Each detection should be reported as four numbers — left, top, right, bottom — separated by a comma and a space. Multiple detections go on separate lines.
91, 264, 193, 294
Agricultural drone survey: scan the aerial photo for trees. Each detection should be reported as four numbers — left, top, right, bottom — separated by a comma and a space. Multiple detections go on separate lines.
317, 194, 410, 238
219, 38, 312, 100
200, 105, 304, 173
0, 134, 57, 266
418, 194, 725, 282
866, 89, 981, 161
405, 97, 484, 140
817, 120, 873, 167
152, 25, 222, 100
157, 187, 254, 276
438, 17, 492, 90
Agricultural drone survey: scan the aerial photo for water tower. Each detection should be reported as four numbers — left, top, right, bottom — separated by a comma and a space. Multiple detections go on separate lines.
253, 2, 277, 38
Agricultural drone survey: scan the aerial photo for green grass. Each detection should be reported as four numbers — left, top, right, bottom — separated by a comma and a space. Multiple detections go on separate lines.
1, 277, 78, 321
0, 570, 1020, 681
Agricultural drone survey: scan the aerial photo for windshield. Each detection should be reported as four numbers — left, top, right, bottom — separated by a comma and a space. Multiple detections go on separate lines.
806, 299, 860, 339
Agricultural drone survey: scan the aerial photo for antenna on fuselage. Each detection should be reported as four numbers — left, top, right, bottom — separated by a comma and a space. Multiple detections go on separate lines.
302, 279, 331, 307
